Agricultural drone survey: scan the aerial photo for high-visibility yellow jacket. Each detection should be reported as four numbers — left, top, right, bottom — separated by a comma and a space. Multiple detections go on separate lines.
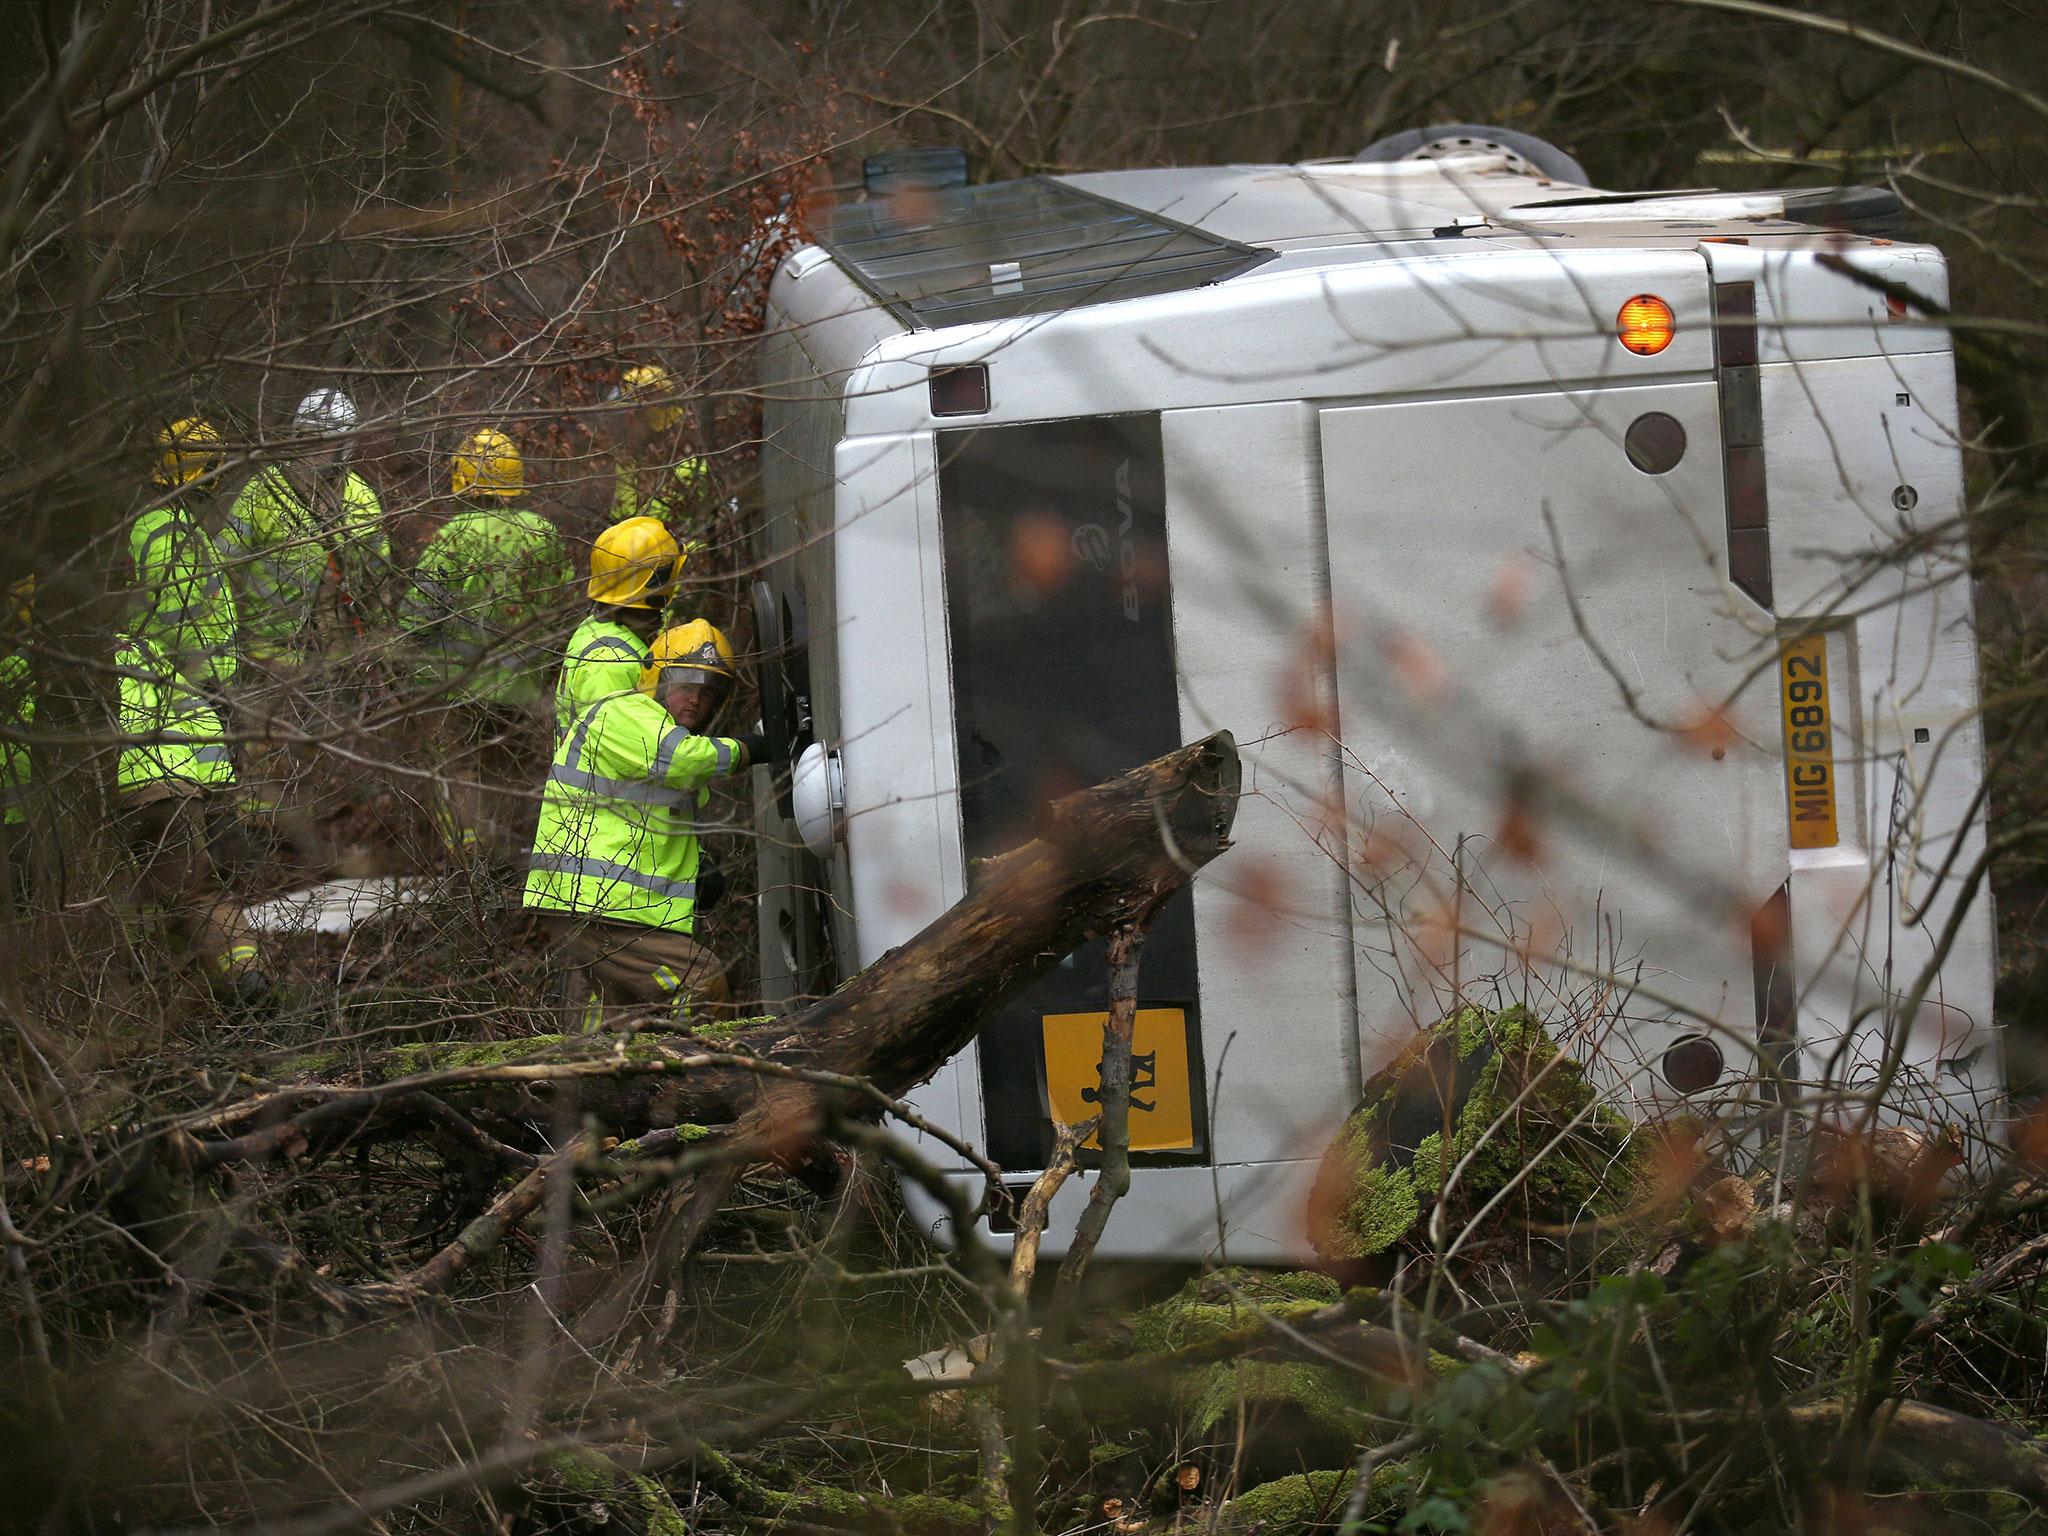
115, 635, 235, 795
554, 613, 651, 736
218, 467, 386, 663
523, 690, 748, 933
1, 651, 30, 827
128, 499, 239, 690
608, 456, 709, 527
399, 507, 572, 707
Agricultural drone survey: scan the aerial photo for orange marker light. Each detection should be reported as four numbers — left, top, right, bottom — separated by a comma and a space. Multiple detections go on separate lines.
1617, 294, 1676, 355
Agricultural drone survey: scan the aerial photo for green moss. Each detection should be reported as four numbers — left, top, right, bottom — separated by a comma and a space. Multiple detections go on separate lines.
1312, 1006, 1642, 1261
686, 1013, 773, 1042
1332, 1158, 1424, 1258
1122, 1271, 1367, 1443
627, 1474, 689, 1536
1222, 1461, 1415, 1534
1226, 1468, 1353, 1532
610, 1122, 711, 1156
694, 1445, 987, 1533
536, 1451, 686, 1535
1254, 1270, 1347, 1303
1190, 1361, 1363, 1440
1128, 1269, 1342, 1354
886, 1491, 990, 1533
542, 1448, 614, 1495
387, 1036, 565, 1074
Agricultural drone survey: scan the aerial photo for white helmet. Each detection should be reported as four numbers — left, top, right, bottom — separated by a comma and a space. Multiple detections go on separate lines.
292, 387, 358, 437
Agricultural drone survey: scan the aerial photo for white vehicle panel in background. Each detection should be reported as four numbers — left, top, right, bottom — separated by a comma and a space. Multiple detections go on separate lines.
1320, 373, 1775, 1098
834, 247, 1720, 441
1162, 402, 1362, 1178
1716, 245, 1993, 1110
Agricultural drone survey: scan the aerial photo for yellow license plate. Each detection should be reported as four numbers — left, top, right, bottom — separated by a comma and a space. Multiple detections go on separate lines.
1779, 633, 1838, 849
1041, 1007, 1196, 1152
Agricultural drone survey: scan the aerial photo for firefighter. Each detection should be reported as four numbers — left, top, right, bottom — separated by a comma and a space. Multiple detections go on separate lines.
219, 386, 388, 835
606, 364, 713, 531
219, 386, 388, 670
524, 620, 767, 1024
555, 515, 684, 738
131, 418, 239, 696
400, 426, 572, 857
114, 632, 267, 1001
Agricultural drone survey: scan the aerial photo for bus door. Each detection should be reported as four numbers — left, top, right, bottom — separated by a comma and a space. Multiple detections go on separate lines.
935, 413, 1211, 1173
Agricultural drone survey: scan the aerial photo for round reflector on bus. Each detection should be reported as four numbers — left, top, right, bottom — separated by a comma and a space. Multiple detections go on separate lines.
1624, 411, 1687, 474
1661, 1034, 1725, 1094
1617, 294, 1676, 355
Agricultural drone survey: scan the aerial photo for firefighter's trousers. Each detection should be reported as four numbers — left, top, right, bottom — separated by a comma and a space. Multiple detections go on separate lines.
537, 913, 729, 1032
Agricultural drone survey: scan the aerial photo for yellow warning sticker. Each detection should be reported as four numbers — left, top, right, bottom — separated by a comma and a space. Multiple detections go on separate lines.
1779, 633, 1839, 850
1041, 1007, 1196, 1152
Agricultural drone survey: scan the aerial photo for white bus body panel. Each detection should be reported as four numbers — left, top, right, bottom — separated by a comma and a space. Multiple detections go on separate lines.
1320, 375, 1772, 1096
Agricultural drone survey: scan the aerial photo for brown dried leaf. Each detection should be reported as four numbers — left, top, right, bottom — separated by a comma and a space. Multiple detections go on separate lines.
1697, 1174, 1756, 1244
1486, 556, 1533, 630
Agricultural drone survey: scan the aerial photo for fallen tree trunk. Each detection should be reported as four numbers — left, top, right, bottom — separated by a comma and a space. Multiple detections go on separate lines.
211, 729, 1234, 1146
66, 732, 1242, 1305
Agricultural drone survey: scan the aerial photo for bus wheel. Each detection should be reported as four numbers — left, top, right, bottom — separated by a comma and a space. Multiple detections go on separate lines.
1354, 123, 1590, 186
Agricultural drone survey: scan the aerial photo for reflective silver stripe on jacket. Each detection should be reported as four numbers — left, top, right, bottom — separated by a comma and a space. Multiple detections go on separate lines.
561, 701, 605, 767
557, 704, 692, 810
650, 724, 690, 781
525, 852, 696, 903
547, 761, 692, 809
576, 636, 645, 664
648, 724, 734, 780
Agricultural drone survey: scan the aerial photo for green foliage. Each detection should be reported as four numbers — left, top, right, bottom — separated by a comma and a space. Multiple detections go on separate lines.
1313, 1006, 1642, 1259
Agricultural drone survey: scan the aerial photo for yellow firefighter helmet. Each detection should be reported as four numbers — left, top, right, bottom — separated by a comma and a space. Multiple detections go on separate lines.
619, 363, 685, 434
587, 515, 683, 608
639, 619, 735, 695
156, 417, 224, 488
451, 426, 524, 499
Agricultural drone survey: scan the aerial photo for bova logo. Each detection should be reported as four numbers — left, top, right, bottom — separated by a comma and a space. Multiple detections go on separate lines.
1068, 458, 1141, 622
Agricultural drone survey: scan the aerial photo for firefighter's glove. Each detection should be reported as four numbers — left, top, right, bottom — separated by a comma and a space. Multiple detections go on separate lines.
697, 861, 728, 912
734, 732, 771, 769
